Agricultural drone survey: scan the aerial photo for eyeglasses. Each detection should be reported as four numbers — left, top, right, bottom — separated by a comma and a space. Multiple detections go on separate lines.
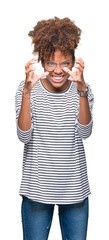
44, 61, 72, 72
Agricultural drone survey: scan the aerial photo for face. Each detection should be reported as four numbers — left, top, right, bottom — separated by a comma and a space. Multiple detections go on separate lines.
42, 49, 74, 92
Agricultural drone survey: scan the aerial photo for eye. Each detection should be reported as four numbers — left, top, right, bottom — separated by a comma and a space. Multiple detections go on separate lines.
61, 61, 70, 67
47, 61, 55, 66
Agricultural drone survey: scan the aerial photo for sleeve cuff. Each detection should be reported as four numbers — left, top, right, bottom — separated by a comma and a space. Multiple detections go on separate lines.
17, 124, 33, 143
76, 118, 93, 139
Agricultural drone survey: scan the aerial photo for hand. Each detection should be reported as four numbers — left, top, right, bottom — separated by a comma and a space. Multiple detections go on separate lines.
63, 57, 86, 92
24, 58, 49, 94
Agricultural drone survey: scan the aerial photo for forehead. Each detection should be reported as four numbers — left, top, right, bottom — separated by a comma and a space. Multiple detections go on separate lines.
49, 49, 73, 61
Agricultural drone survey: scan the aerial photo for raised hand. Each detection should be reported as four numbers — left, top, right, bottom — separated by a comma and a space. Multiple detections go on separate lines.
24, 58, 49, 94
63, 58, 86, 92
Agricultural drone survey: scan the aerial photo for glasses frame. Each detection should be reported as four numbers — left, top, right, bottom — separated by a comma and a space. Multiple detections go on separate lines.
44, 60, 73, 72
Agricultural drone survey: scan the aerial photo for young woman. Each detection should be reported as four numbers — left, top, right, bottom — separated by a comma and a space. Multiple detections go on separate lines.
15, 17, 94, 240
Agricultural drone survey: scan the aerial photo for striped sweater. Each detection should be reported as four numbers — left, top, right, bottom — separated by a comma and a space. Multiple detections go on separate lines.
15, 80, 94, 204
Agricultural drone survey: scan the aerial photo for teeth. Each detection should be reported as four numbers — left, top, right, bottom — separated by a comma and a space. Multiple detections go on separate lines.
53, 76, 63, 79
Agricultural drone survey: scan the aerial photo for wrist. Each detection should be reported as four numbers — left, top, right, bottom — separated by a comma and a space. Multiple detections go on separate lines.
77, 80, 86, 92
77, 86, 88, 97
23, 87, 31, 98
23, 85, 31, 95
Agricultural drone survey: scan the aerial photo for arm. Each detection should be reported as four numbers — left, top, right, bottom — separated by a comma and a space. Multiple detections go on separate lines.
76, 84, 94, 139
16, 58, 49, 143
18, 88, 31, 131
63, 58, 94, 139
78, 90, 91, 126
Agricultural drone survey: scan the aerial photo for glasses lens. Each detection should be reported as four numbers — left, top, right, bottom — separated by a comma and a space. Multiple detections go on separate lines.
61, 62, 72, 69
45, 61, 72, 71
45, 61, 56, 71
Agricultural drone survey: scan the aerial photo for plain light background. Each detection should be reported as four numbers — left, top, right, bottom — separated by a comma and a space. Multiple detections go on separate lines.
0, 0, 109, 239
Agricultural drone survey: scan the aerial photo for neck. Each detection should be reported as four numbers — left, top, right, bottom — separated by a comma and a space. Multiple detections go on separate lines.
41, 78, 71, 93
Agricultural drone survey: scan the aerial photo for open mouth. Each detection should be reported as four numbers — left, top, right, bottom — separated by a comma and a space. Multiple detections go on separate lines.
51, 75, 65, 83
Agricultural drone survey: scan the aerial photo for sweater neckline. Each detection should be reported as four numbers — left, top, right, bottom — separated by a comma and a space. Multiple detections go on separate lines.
39, 79, 73, 96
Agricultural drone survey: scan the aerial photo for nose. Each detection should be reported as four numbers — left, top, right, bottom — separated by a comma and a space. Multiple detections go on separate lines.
54, 64, 63, 74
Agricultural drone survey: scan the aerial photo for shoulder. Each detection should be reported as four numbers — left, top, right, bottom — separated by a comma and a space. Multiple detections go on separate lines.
86, 83, 94, 100
16, 80, 25, 92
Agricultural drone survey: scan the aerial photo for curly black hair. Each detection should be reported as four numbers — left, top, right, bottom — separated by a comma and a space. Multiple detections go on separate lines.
28, 17, 81, 62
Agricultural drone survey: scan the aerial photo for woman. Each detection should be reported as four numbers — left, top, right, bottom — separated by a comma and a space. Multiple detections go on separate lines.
15, 17, 94, 240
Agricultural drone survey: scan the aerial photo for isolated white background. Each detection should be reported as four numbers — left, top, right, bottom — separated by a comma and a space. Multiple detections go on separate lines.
0, 0, 109, 239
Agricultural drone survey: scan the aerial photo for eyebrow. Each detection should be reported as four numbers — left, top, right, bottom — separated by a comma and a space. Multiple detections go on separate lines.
47, 60, 72, 63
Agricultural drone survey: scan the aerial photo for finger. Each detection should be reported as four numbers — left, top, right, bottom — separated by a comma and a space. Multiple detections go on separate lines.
25, 67, 36, 74
37, 71, 49, 81
25, 61, 37, 70
25, 58, 38, 70
68, 76, 78, 82
75, 58, 85, 68
63, 67, 74, 77
76, 57, 84, 63
75, 64, 83, 72
31, 71, 49, 87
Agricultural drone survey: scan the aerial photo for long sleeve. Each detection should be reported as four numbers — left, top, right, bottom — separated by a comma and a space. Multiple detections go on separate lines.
75, 83, 94, 139
15, 81, 34, 143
